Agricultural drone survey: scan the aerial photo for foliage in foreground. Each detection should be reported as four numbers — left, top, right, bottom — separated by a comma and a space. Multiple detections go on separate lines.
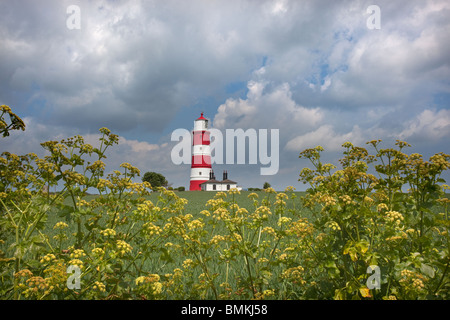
0, 106, 449, 300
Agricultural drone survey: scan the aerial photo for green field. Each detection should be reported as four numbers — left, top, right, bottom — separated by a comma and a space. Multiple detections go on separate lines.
20, 189, 310, 300
41, 190, 308, 284
45, 190, 307, 233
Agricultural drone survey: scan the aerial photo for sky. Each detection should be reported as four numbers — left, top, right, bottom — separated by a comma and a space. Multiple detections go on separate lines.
1, 0, 449, 191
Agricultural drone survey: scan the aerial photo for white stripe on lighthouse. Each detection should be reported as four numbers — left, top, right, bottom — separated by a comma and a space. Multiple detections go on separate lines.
192, 145, 211, 155
190, 168, 210, 180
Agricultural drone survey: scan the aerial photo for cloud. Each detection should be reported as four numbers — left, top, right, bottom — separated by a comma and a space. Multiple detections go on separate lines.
1, 0, 449, 190
0, 0, 265, 133
213, 77, 323, 137
119, 137, 160, 153
398, 108, 450, 142
285, 124, 365, 152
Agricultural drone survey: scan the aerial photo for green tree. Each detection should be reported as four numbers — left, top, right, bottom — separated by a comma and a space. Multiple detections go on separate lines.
263, 182, 271, 189
142, 171, 168, 190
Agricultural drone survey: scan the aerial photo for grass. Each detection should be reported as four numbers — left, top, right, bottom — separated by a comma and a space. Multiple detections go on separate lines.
43, 190, 308, 247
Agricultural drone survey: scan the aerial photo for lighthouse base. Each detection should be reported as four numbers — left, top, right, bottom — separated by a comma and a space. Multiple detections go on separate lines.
190, 180, 207, 191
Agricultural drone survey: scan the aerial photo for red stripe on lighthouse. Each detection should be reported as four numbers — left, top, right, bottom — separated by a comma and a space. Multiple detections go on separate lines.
191, 155, 211, 167
193, 131, 210, 145
190, 180, 205, 191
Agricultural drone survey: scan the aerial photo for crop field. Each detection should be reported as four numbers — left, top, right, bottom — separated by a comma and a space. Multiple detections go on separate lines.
1, 122, 449, 300
17, 189, 312, 300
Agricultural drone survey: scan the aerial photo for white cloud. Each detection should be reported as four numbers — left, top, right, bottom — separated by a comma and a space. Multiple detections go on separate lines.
398, 109, 450, 142
320, 76, 331, 92
285, 124, 365, 152
213, 80, 323, 135
119, 137, 160, 153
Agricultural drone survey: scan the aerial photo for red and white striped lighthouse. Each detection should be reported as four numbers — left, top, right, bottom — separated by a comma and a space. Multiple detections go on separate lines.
189, 113, 212, 191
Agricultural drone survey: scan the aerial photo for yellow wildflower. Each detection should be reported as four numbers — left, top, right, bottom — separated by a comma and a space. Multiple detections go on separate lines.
116, 240, 133, 256
39, 253, 56, 264
284, 186, 296, 192
53, 222, 68, 230
248, 192, 259, 199
100, 228, 116, 237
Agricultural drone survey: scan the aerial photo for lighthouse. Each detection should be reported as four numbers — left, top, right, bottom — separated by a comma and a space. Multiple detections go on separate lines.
189, 113, 212, 191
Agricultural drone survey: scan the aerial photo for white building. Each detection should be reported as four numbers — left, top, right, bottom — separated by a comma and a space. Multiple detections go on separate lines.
200, 170, 242, 191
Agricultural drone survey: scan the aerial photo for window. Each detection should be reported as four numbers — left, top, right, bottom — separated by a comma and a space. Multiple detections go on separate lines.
199, 171, 201, 175
213, 184, 216, 190
227, 184, 230, 190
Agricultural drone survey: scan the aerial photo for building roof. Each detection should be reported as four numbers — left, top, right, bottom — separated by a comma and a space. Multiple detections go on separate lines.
200, 179, 221, 185
221, 179, 237, 184
200, 179, 237, 185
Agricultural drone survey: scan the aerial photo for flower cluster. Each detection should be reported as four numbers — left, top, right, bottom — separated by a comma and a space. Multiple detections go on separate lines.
92, 281, 106, 292
68, 259, 84, 270
385, 210, 404, 225
116, 240, 133, 256
91, 247, 105, 258
39, 254, 56, 264
143, 222, 162, 236
339, 195, 353, 205
53, 221, 69, 230
326, 221, 341, 231
209, 235, 226, 246
281, 266, 306, 285
135, 274, 163, 297
399, 269, 426, 292
100, 228, 116, 237
70, 249, 86, 259
377, 203, 389, 212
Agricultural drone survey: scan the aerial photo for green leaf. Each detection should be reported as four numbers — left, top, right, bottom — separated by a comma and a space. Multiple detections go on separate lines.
325, 260, 337, 269
12, 242, 26, 259
105, 264, 114, 273
31, 234, 44, 245
25, 259, 41, 269
420, 263, 435, 278
159, 248, 174, 263
58, 204, 74, 218
356, 240, 369, 254
334, 288, 345, 300
259, 270, 272, 285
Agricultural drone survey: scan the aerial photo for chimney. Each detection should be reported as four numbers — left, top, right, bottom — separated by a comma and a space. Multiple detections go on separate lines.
223, 170, 228, 180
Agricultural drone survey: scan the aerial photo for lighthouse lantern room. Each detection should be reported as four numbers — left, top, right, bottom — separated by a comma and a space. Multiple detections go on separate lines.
189, 113, 212, 191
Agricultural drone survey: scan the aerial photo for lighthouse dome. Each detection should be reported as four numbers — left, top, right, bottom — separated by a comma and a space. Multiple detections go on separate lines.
196, 112, 207, 121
